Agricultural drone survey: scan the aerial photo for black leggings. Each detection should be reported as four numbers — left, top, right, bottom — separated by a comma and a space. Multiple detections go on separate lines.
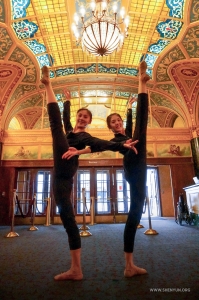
48, 103, 81, 250
123, 93, 148, 253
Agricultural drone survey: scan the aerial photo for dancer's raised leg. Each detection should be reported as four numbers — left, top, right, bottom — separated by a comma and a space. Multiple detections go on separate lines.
41, 66, 57, 103
124, 61, 150, 278
41, 66, 83, 281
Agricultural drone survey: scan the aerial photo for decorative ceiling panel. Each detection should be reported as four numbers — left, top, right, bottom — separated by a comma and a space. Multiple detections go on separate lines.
10, 0, 185, 78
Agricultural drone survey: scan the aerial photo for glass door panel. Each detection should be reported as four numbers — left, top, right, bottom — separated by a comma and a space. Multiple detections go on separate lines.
96, 170, 111, 214
34, 171, 51, 215
16, 170, 31, 215
16, 169, 51, 216
116, 170, 130, 213
76, 170, 90, 214
146, 168, 160, 217
73, 166, 161, 218
115, 168, 160, 217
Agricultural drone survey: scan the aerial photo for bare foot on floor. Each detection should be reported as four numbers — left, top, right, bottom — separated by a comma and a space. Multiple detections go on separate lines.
41, 66, 50, 85
54, 270, 83, 281
124, 265, 147, 277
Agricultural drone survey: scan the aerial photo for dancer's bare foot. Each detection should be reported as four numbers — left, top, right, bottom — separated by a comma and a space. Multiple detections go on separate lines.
140, 73, 150, 82
41, 66, 50, 85
54, 269, 83, 281
124, 265, 147, 277
124, 253, 147, 277
139, 61, 150, 82
139, 60, 147, 74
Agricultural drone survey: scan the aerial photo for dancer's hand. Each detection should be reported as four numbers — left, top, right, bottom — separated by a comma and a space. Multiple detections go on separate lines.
63, 89, 71, 101
62, 147, 78, 160
125, 139, 133, 144
123, 139, 139, 154
128, 97, 137, 108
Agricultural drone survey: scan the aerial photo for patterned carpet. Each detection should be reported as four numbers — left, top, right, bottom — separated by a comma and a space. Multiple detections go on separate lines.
0, 218, 198, 300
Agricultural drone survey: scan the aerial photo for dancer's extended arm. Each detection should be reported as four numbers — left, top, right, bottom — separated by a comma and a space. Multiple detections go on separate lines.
62, 139, 138, 159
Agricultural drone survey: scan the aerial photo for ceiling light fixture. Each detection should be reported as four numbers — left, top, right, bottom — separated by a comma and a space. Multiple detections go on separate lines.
72, 0, 129, 57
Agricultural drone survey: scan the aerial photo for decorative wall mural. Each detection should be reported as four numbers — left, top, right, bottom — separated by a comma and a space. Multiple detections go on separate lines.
117, 144, 155, 158
41, 145, 53, 159
81, 150, 117, 160
146, 144, 155, 157
157, 143, 191, 157
3, 145, 38, 160
1, 139, 192, 160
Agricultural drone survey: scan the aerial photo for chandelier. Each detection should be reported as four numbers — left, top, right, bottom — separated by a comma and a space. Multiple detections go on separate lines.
72, 0, 129, 57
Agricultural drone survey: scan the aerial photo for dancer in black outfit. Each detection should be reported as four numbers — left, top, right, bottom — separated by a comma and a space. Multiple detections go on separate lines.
41, 66, 138, 281
106, 61, 150, 277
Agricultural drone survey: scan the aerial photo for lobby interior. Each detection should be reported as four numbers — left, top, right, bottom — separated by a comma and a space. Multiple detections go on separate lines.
0, 0, 199, 226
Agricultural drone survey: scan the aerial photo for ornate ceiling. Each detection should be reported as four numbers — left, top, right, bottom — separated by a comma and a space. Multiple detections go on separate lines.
0, 0, 199, 134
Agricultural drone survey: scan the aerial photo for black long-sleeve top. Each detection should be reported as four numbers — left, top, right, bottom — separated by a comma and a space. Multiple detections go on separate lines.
110, 93, 148, 156
109, 108, 132, 155
63, 101, 126, 153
